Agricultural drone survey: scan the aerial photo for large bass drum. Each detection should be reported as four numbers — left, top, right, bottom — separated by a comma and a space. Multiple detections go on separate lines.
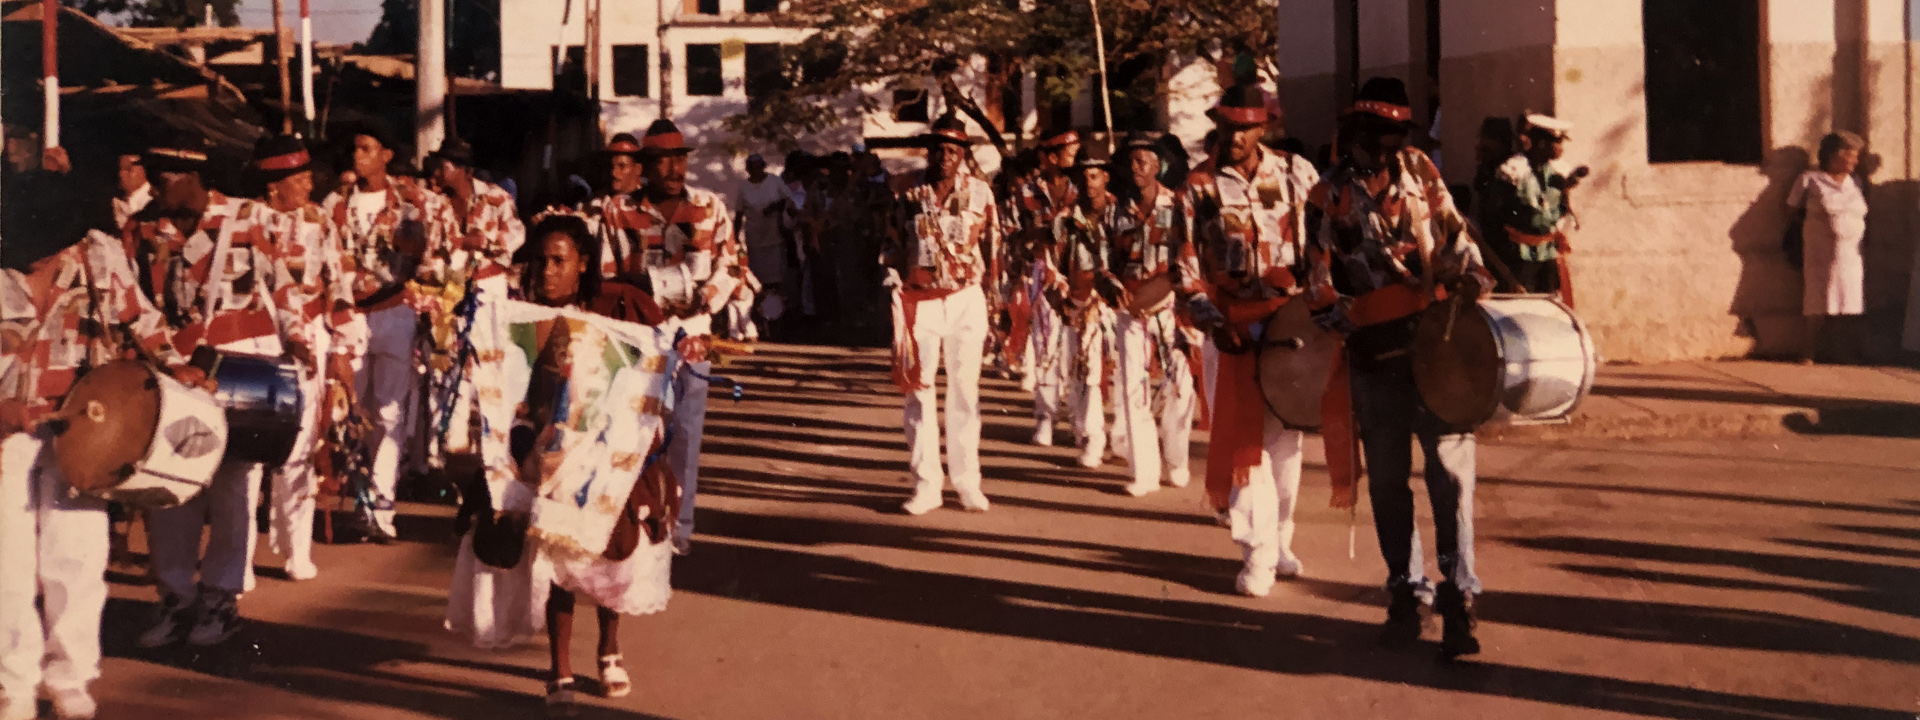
208, 353, 305, 466
1255, 298, 1339, 430
54, 360, 227, 508
1412, 294, 1597, 428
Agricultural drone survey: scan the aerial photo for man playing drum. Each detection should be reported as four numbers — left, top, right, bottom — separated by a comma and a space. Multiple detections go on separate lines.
321, 125, 455, 542
1184, 86, 1329, 598
883, 114, 999, 515
124, 134, 302, 649
1010, 129, 1081, 447
626, 119, 739, 554
0, 133, 185, 720
253, 134, 352, 582
1313, 78, 1492, 658
1104, 132, 1203, 497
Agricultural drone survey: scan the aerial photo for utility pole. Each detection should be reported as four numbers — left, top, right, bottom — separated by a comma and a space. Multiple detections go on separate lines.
299, 0, 315, 136
417, 0, 449, 163
41, 0, 57, 149
657, 0, 672, 119
272, 0, 292, 133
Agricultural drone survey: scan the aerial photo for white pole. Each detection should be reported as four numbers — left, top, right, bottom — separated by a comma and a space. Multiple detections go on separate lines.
417, 0, 448, 163
1089, 0, 1113, 153
41, 0, 58, 149
300, 0, 314, 130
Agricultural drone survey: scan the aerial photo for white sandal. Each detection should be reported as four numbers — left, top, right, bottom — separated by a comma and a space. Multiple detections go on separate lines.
599, 654, 633, 698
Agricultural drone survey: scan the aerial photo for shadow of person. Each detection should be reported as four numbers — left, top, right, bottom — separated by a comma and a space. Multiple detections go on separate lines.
1727, 145, 1813, 359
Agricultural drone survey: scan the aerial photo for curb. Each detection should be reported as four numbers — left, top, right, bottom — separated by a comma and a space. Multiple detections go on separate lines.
1480, 405, 1805, 442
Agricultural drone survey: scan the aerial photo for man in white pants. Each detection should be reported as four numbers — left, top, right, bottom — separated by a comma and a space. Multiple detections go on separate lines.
884, 114, 999, 515
255, 133, 351, 581
627, 120, 738, 554
1185, 86, 1327, 598
1, 222, 184, 720
1045, 146, 1119, 469
1010, 129, 1080, 447
322, 126, 453, 541
1104, 132, 1203, 496
126, 137, 299, 648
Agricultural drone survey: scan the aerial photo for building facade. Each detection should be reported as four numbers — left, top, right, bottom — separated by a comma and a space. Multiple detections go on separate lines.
1280, 0, 1920, 364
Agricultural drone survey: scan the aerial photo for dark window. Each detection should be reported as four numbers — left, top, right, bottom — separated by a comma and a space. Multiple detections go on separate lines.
745, 43, 786, 107
553, 45, 586, 93
685, 44, 724, 96
693, 0, 719, 15
612, 44, 650, 98
743, 0, 778, 12
1643, 0, 1761, 164
892, 89, 929, 123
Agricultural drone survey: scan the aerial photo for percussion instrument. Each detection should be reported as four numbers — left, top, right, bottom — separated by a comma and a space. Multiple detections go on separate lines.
54, 360, 227, 508
1412, 294, 1597, 428
1124, 274, 1175, 316
1255, 298, 1340, 430
208, 353, 305, 466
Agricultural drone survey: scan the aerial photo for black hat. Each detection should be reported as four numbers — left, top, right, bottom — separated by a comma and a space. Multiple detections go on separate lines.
1072, 143, 1112, 170
1208, 85, 1273, 128
344, 122, 397, 153
601, 132, 643, 158
1345, 77, 1414, 127
252, 133, 311, 183
1121, 131, 1166, 152
640, 119, 691, 156
919, 113, 970, 147
429, 136, 476, 168
144, 131, 212, 175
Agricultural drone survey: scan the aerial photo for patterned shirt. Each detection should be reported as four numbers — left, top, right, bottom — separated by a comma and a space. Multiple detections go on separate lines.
1189, 147, 1331, 308
260, 203, 351, 342
1049, 195, 1117, 307
583, 191, 646, 280
882, 173, 1000, 294
1, 232, 180, 417
122, 194, 291, 353
1312, 148, 1487, 300
438, 177, 525, 285
1488, 153, 1571, 261
627, 187, 739, 317
321, 181, 457, 306
1107, 186, 1203, 300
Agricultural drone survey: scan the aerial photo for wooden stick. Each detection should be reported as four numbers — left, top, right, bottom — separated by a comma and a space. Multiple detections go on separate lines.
41, 0, 58, 148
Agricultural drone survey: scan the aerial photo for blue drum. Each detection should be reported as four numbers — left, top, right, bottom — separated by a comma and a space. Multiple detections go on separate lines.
209, 353, 305, 466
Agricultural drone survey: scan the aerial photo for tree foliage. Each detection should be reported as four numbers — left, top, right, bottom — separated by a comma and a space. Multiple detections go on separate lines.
63, 0, 240, 28
724, 0, 1277, 152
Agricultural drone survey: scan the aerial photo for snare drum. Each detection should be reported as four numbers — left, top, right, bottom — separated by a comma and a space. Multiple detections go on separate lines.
1412, 294, 1597, 428
1255, 298, 1340, 430
54, 360, 227, 508
209, 353, 305, 466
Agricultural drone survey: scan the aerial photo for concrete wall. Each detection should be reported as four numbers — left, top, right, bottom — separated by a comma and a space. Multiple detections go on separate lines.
1277, 0, 1341, 150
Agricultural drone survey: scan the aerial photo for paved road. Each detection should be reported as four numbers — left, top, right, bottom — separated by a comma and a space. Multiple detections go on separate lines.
85, 344, 1920, 719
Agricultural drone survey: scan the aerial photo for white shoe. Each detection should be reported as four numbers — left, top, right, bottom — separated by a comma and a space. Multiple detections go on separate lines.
1164, 467, 1190, 488
1031, 425, 1054, 447
902, 491, 943, 516
956, 488, 991, 513
597, 655, 632, 698
1276, 555, 1304, 578
1076, 448, 1102, 468
1236, 568, 1276, 598
285, 559, 319, 582
49, 687, 95, 720
1124, 480, 1158, 497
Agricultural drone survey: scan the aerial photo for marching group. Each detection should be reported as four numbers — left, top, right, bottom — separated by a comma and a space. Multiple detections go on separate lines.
0, 73, 1590, 719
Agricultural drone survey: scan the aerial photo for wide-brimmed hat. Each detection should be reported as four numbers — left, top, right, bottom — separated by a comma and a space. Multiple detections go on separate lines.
428, 136, 476, 168
144, 131, 212, 175
919, 113, 970, 147
1523, 113, 1573, 141
1037, 128, 1080, 150
601, 132, 643, 158
1344, 77, 1415, 128
639, 119, 692, 156
252, 133, 311, 183
1072, 143, 1113, 170
1208, 85, 1273, 128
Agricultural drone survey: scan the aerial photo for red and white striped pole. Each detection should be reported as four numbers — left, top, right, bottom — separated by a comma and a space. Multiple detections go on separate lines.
300, 0, 314, 132
41, 0, 58, 148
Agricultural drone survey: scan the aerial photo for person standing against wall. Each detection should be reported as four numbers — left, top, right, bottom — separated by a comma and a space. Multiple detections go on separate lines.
1787, 131, 1867, 364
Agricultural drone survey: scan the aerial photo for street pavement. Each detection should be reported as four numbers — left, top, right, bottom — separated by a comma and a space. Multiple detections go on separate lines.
80, 344, 1920, 719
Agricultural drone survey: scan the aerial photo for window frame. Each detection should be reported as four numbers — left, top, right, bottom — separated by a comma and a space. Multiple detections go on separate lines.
684, 43, 725, 97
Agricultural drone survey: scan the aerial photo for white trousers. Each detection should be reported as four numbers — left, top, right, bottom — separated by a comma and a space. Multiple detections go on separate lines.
0, 433, 108, 701
1113, 310, 1196, 488
269, 323, 330, 571
665, 313, 716, 547
1226, 415, 1305, 577
148, 460, 263, 599
1035, 308, 1108, 460
903, 286, 988, 494
352, 302, 419, 535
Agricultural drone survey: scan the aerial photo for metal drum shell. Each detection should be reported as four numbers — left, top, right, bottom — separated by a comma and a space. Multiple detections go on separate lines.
1413, 294, 1598, 428
211, 354, 305, 466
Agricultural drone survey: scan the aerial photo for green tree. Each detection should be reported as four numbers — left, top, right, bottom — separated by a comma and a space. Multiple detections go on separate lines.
64, 0, 240, 27
724, 0, 1278, 153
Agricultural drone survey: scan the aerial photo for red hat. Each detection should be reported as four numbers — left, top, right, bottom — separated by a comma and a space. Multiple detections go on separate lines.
919, 113, 971, 147
1344, 77, 1415, 126
602, 132, 643, 157
640, 120, 692, 156
1208, 85, 1272, 128
1037, 128, 1080, 150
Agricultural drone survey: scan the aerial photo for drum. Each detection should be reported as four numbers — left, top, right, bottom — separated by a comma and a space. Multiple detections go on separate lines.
209, 353, 305, 465
1413, 294, 1597, 428
1255, 298, 1340, 430
54, 360, 227, 508
1124, 274, 1175, 316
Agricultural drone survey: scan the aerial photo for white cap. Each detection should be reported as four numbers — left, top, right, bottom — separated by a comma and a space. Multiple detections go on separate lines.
1525, 113, 1573, 138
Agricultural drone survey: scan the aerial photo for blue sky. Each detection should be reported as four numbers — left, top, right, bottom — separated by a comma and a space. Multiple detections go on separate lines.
233, 0, 384, 45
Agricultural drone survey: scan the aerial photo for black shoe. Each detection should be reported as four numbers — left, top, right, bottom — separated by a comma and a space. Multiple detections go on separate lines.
1378, 586, 1424, 648
1436, 583, 1481, 660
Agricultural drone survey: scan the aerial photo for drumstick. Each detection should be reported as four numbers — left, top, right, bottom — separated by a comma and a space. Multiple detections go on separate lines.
1441, 294, 1460, 343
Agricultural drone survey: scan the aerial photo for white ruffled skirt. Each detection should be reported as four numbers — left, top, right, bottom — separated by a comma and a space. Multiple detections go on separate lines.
549, 538, 673, 617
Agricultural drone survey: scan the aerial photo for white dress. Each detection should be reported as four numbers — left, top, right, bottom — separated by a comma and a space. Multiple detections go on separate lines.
549, 537, 675, 617
1787, 170, 1867, 317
